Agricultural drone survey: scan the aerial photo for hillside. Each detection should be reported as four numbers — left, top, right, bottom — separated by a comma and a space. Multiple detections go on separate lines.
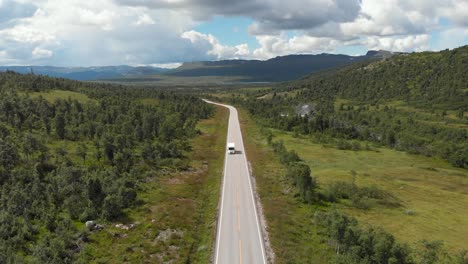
290, 45, 468, 110
0, 65, 170, 81
227, 46, 467, 168
166, 51, 395, 82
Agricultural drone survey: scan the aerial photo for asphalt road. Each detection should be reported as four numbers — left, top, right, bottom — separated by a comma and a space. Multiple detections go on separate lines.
204, 100, 266, 264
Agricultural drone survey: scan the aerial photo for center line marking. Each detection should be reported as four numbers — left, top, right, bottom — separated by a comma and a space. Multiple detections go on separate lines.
239, 239, 243, 264
204, 100, 267, 264
237, 206, 241, 231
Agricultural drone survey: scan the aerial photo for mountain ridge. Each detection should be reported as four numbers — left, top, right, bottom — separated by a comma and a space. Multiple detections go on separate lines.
166, 50, 399, 82
0, 65, 170, 81
0, 50, 398, 82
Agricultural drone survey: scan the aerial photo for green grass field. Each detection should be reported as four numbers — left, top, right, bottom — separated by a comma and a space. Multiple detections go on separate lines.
27, 89, 97, 104
80, 106, 228, 263
102, 75, 248, 86
239, 109, 335, 263
272, 129, 468, 252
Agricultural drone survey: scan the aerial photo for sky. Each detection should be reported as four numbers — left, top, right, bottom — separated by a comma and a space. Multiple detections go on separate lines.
0, 0, 467, 67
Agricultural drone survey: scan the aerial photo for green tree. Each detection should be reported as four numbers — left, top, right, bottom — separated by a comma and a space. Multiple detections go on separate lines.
286, 163, 317, 202
418, 240, 443, 264
102, 195, 122, 220
0, 138, 19, 171
87, 179, 105, 209
55, 114, 66, 139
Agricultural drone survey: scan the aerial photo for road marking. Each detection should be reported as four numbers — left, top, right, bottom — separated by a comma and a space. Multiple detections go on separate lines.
204, 100, 267, 264
213, 104, 230, 264
236, 107, 267, 264
237, 205, 241, 232
239, 239, 243, 264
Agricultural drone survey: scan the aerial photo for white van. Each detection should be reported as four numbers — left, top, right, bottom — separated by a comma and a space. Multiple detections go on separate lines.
227, 142, 236, 154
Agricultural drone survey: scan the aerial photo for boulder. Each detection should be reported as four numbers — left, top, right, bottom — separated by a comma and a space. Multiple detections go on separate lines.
86, 220, 104, 231
85, 221, 96, 230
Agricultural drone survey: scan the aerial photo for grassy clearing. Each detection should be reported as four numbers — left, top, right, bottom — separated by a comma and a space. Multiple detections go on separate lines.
81, 106, 228, 263
238, 109, 335, 263
104, 75, 247, 86
256, 89, 303, 100
272, 129, 468, 252
26, 89, 97, 104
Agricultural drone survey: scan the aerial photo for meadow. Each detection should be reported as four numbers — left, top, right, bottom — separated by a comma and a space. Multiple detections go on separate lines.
272, 129, 468, 252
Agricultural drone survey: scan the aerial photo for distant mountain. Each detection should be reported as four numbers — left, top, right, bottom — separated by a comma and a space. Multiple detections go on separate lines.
165, 50, 398, 82
0, 65, 170, 81
0, 50, 397, 82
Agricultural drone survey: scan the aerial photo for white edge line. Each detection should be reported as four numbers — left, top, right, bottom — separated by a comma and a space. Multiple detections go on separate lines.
204, 99, 267, 264
205, 100, 229, 264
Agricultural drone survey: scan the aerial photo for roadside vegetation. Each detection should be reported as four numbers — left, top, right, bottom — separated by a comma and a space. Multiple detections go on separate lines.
81, 106, 228, 263
0, 71, 215, 263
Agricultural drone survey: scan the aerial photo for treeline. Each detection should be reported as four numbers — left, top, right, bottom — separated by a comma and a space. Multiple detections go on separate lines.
0, 72, 213, 263
245, 97, 467, 168
247, 98, 468, 168
264, 131, 318, 203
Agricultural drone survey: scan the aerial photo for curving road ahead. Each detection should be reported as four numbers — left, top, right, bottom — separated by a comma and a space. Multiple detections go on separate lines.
204, 100, 266, 264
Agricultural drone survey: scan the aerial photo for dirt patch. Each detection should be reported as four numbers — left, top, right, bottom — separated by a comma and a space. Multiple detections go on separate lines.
166, 177, 184, 185
165, 166, 207, 185
155, 228, 184, 242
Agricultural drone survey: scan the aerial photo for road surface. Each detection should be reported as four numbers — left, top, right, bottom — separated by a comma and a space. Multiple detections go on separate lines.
204, 100, 266, 264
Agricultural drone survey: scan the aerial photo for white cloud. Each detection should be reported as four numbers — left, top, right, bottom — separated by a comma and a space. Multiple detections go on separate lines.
0, 0, 204, 65
0, 50, 8, 59
146, 62, 182, 68
181, 30, 251, 59
363, 34, 430, 52
32, 47, 53, 58
441, 0, 468, 27
0, 0, 466, 66
117, 0, 362, 35
252, 34, 340, 59
0, 24, 56, 44
181, 30, 343, 60
340, 0, 435, 37
0, 49, 18, 64
135, 13, 155, 25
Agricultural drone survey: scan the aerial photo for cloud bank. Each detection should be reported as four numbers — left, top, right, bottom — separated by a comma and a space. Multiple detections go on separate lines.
0, 0, 466, 65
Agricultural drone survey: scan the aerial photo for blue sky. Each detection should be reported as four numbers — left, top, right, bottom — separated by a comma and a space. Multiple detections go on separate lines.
0, 0, 467, 66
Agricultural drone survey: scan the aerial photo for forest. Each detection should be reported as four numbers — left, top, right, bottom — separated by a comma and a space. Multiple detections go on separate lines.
0, 71, 213, 263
